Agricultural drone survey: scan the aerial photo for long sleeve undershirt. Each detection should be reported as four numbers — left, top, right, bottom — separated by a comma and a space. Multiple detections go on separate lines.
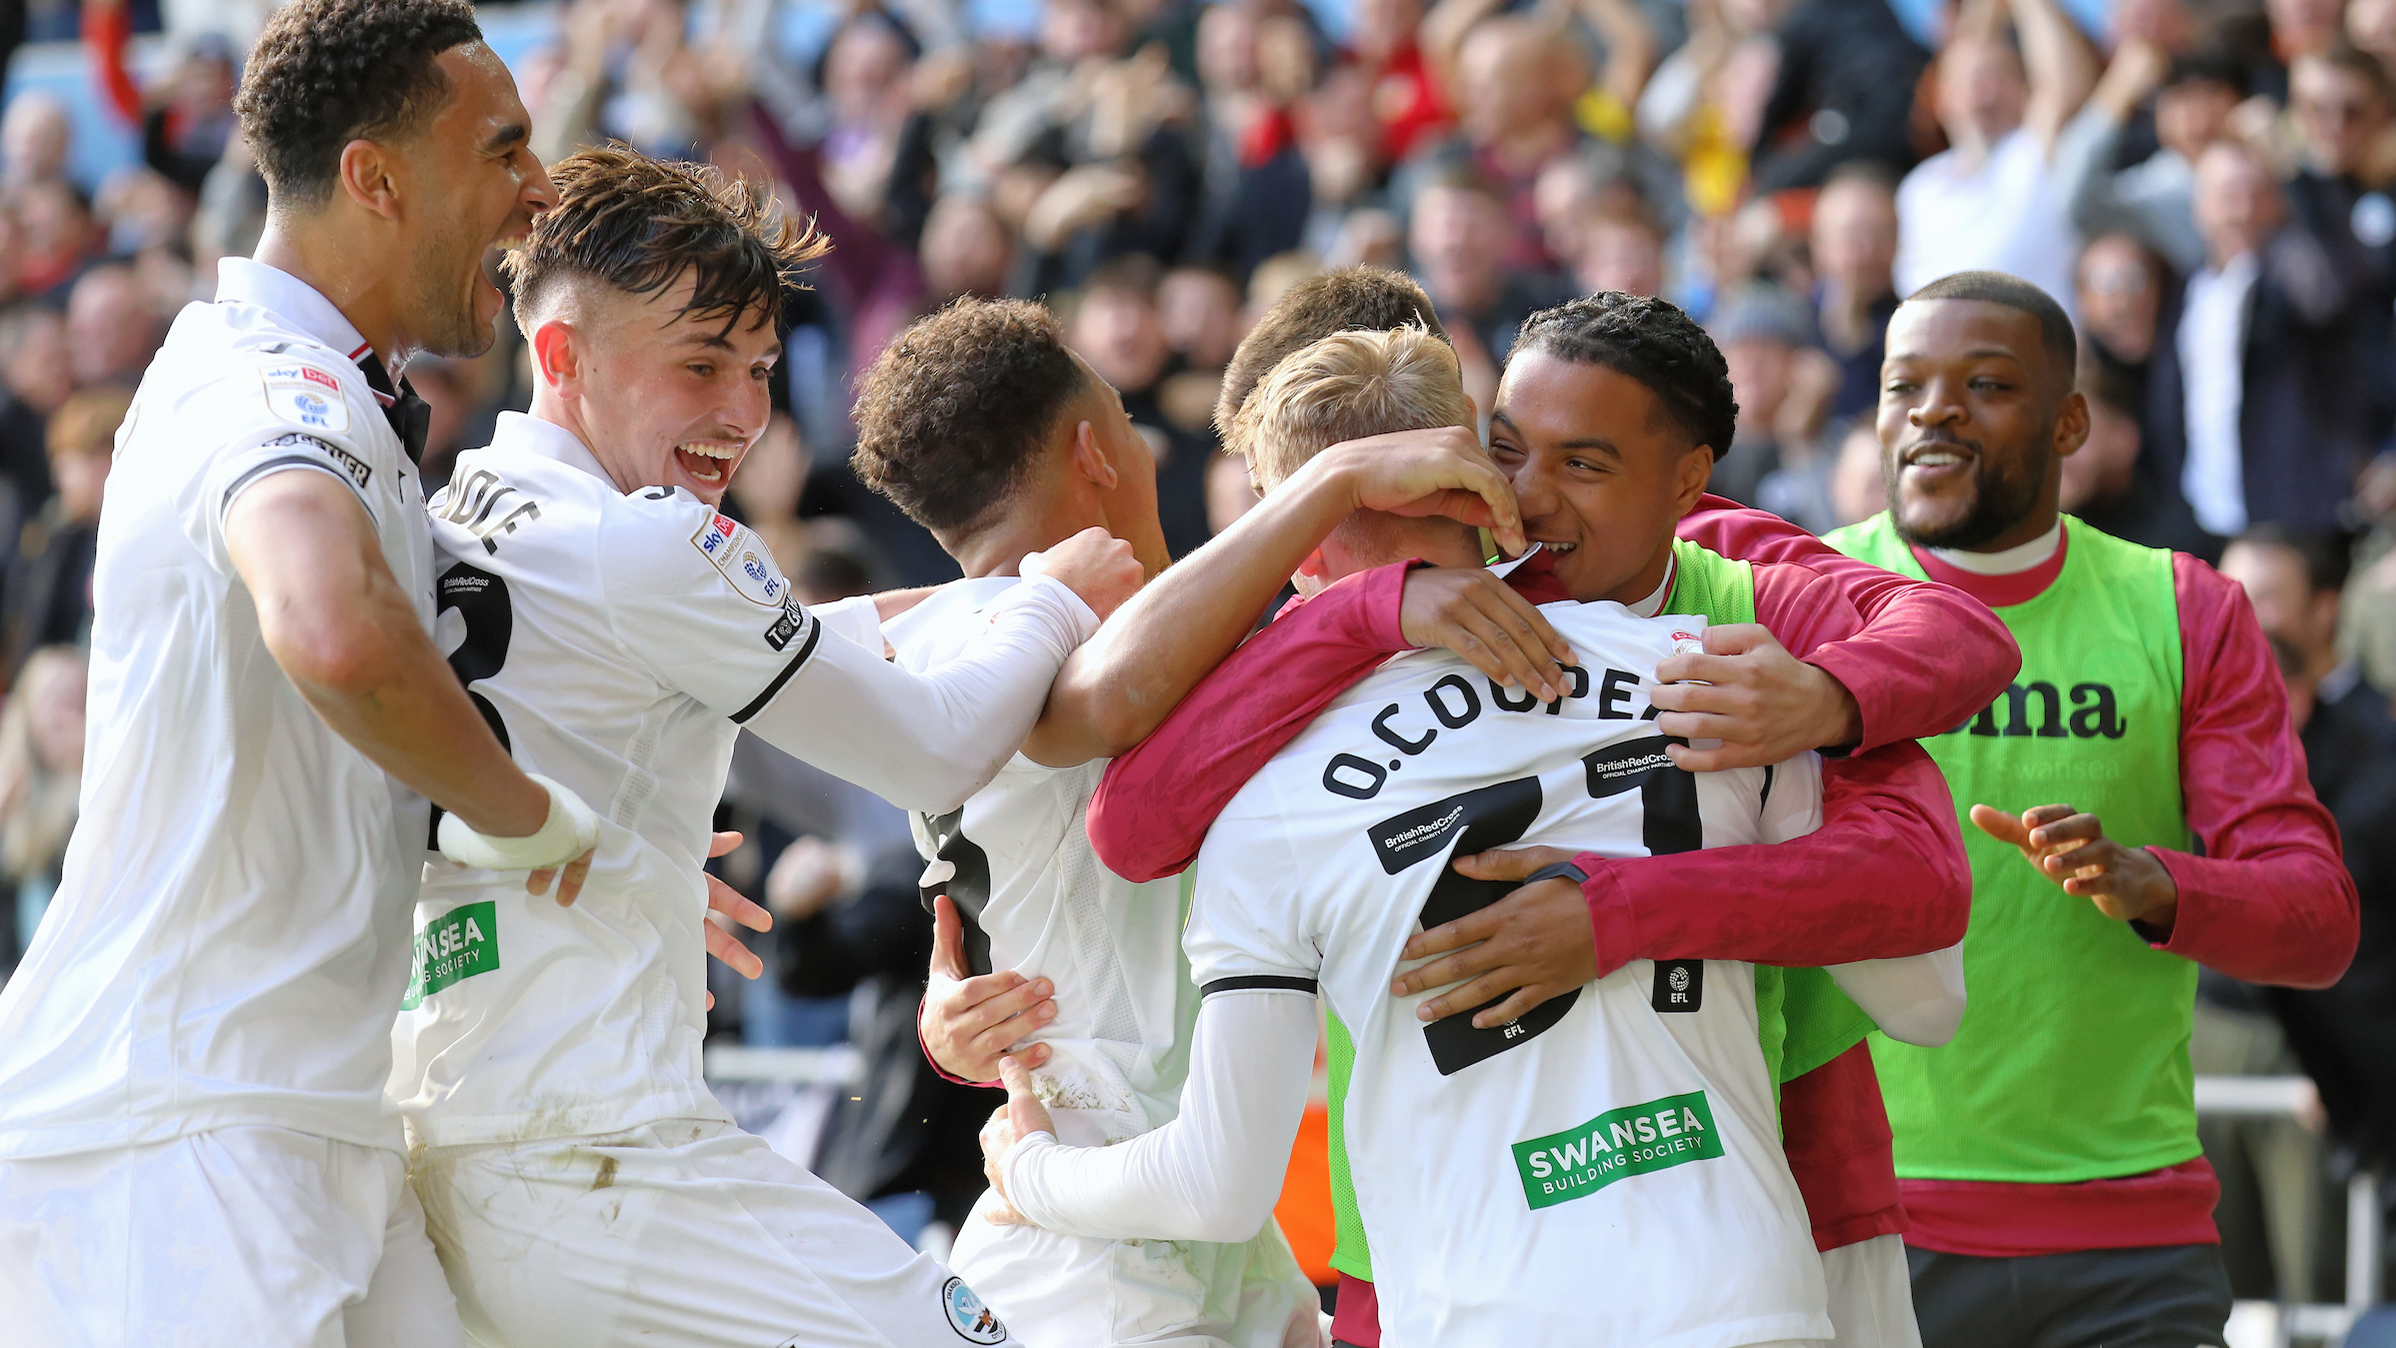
745, 576, 1097, 816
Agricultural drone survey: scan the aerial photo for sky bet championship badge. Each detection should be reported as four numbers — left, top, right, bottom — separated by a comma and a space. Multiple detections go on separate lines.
260, 362, 350, 435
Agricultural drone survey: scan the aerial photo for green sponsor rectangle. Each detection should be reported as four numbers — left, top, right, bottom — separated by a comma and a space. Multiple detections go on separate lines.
401, 901, 499, 1010
1511, 1089, 1723, 1211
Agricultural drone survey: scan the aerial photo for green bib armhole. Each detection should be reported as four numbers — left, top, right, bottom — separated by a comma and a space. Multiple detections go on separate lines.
1665, 538, 1756, 627
1778, 965, 1873, 1082
1323, 1009, 1372, 1282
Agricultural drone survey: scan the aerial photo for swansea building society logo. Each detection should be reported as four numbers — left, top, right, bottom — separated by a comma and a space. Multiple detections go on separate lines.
941, 1276, 1006, 1343
1511, 1089, 1723, 1210
400, 901, 500, 1010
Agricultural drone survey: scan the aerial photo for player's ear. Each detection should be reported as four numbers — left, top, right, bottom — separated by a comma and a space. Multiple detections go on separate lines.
2052, 389, 2092, 460
336, 139, 402, 221
1068, 420, 1120, 490
530, 318, 581, 393
1673, 445, 1713, 514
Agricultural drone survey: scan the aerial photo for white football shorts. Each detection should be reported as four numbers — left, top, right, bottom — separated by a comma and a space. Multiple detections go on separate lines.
0, 1124, 464, 1348
949, 1186, 1327, 1348
1822, 1233, 1923, 1348
412, 1117, 1015, 1347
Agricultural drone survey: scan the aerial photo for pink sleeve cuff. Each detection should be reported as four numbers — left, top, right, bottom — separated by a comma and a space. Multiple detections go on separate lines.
1576, 856, 1639, 979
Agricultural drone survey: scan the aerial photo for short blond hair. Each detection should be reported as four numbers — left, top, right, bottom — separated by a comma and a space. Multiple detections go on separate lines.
1233, 327, 1471, 490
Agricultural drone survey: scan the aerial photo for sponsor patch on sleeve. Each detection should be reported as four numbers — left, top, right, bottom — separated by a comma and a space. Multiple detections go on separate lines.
259, 361, 351, 435
265, 432, 371, 491
690, 512, 790, 608
763, 596, 814, 652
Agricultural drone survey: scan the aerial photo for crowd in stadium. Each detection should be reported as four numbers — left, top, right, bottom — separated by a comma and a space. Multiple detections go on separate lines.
0, 0, 2391, 1341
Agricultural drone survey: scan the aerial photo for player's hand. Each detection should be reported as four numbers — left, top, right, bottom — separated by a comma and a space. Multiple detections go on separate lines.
527, 847, 594, 906
1649, 624, 1862, 771
699, 831, 771, 1009
1315, 425, 1528, 557
1023, 526, 1143, 621
1392, 846, 1596, 1027
1400, 566, 1576, 703
1970, 803, 2179, 929
922, 894, 1055, 1083
978, 1055, 1059, 1225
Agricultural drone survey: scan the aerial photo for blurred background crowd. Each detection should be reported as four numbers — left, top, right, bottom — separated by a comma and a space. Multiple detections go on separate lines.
0, 0, 2393, 1322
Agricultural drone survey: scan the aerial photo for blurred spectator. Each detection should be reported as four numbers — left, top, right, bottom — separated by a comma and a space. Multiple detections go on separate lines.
14, 180, 96, 301
2064, 43, 2243, 276
0, 304, 67, 525
64, 265, 162, 390
1893, 0, 2094, 307
1707, 281, 1817, 506
728, 415, 814, 578
2066, 352, 2215, 559
0, 92, 70, 194
2285, 46, 2396, 443
1, 387, 123, 680
1827, 415, 1886, 527
1418, 7, 1594, 272
1066, 255, 1214, 556
1350, 0, 1452, 163
918, 193, 1019, 300
0, 645, 84, 982
1809, 161, 1902, 422
1748, 0, 1930, 193
1573, 210, 1668, 298
2149, 140, 2359, 540
2220, 526, 2396, 1183
1407, 164, 1569, 410
2075, 230, 2169, 398
1158, 262, 1241, 372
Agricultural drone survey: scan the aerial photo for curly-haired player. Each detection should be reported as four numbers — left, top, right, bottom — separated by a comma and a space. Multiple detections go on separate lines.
389, 146, 1142, 1348
0, 2, 569, 1344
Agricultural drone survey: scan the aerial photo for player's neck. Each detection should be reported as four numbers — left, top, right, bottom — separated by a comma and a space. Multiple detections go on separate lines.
946, 511, 1105, 581
523, 392, 626, 492
253, 214, 403, 370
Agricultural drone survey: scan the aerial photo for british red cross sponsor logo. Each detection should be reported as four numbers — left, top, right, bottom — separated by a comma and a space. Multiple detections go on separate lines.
1671, 631, 1698, 643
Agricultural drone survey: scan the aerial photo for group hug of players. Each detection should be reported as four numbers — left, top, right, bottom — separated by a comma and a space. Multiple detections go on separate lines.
0, 0, 2363, 1345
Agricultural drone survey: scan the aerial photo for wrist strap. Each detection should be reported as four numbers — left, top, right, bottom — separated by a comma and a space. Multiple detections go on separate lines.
1526, 860, 1590, 887
437, 775, 599, 872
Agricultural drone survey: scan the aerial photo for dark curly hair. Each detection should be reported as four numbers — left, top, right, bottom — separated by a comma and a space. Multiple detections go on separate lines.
1511, 293, 1739, 459
234, 0, 484, 208
1217, 267, 1449, 442
851, 298, 1089, 535
504, 145, 828, 335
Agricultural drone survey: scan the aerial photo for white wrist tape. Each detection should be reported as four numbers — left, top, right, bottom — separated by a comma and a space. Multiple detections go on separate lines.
437, 775, 600, 872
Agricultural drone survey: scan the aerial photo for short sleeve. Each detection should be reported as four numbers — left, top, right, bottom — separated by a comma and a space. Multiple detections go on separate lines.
1184, 780, 1324, 995
599, 503, 828, 722
210, 431, 381, 526
1758, 750, 1826, 845
199, 350, 391, 538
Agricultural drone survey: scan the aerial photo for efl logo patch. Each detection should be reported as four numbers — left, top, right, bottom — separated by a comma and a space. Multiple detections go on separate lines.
1652, 959, 1703, 1012
691, 513, 788, 608
401, 901, 499, 1010
1512, 1089, 1723, 1211
259, 363, 350, 435
941, 1276, 1006, 1344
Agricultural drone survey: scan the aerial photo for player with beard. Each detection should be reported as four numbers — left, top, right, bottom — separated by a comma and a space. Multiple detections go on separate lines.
1822, 272, 2356, 1348
0, 3, 577, 1343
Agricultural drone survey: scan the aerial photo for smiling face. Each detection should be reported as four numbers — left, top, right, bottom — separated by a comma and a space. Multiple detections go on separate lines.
1488, 351, 1713, 605
397, 43, 554, 358
539, 268, 782, 506
1877, 297, 2086, 551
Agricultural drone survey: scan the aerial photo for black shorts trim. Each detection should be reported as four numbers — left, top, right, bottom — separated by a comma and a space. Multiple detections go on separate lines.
729, 619, 822, 724
1200, 975, 1319, 997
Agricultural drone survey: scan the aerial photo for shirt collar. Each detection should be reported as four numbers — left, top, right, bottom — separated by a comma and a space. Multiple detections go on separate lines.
214, 257, 376, 369
490, 411, 616, 485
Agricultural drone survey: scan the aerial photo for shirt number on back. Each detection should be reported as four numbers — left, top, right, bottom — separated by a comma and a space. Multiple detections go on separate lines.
427, 562, 515, 845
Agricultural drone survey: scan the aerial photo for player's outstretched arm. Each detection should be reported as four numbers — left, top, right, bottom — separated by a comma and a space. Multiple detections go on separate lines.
228, 470, 593, 895
742, 529, 1139, 813
983, 989, 1315, 1242
1823, 945, 1965, 1047
1672, 498, 2021, 761
1021, 426, 1561, 769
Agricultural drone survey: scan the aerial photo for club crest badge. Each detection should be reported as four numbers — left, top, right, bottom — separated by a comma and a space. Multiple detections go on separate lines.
941, 1276, 1006, 1344
259, 363, 350, 435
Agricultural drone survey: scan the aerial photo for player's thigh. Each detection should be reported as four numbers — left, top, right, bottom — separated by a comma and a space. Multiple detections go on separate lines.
346, 1172, 468, 1348
1821, 1234, 1923, 1348
0, 1127, 398, 1348
419, 1119, 1017, 1348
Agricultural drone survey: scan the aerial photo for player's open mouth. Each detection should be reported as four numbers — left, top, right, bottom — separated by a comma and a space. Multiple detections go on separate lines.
1533, 538, 1578, 555
1900, 441, 1975, 485
674, 443, 738, 485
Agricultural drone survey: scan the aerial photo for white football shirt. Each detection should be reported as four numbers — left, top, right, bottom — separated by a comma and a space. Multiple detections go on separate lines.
884, 579, 1197, 1145
1186, 601, 1833, 1347
390, 414, 1097, 1147
0, 258, 435, 1160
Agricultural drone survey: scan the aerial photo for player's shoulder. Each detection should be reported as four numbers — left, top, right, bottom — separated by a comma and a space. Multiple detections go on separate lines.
155, 307, 383, 454
883, 577, 1028, 669
596, 485, 796, 610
